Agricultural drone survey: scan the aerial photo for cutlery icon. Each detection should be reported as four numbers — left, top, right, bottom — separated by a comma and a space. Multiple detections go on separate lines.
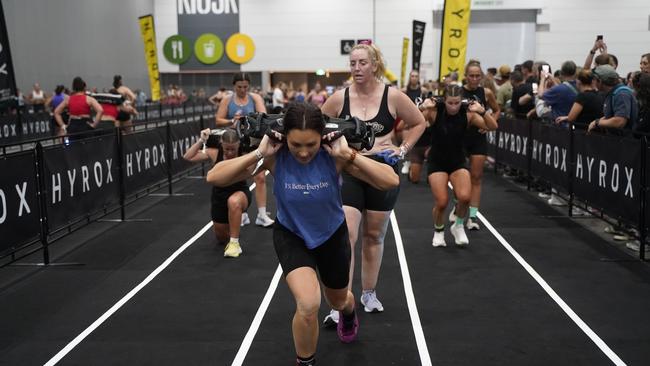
171, 41, 178, 59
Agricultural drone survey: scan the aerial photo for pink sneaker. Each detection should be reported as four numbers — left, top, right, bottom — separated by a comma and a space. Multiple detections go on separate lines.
336, 310, 359, 343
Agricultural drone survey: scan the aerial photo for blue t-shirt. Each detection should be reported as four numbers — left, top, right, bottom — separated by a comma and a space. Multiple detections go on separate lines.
541, 81, 578, 120
227, 94, 256, 119
273, 147, 345, 249
603, 84, 638, 130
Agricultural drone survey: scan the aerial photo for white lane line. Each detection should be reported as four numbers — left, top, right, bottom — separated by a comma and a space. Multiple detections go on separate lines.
45, 172, 272, 365
44, 222, 213, 366
390, 211, 433, 366
476, 212, 627, 366
230, 265, 283, 366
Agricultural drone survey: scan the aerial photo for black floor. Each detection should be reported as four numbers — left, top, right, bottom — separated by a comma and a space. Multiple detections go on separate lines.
1, 171, 649, 366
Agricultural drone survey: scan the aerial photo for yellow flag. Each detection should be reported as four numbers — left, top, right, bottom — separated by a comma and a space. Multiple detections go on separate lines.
138, 15, 161, 101
439, 0, 471, 82
401, 38, 409, 88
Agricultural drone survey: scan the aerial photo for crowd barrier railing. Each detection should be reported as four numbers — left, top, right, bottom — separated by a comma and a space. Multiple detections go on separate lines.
0, 103, 216, 266
488, 118, 648, 260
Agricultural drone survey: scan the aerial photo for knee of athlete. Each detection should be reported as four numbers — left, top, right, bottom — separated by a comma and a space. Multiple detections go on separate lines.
363, 228, 386, 245
471, 172, 483, 183
295, 298, 321, 320
227, 195, 242, 211
455, 192, 471, 205
329, 294, 349, 311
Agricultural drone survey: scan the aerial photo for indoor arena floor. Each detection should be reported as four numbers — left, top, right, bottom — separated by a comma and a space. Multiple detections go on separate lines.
1, 170, 649, 366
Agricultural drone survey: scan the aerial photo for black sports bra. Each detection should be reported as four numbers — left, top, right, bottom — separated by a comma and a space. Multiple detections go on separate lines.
339, 85, 396, 137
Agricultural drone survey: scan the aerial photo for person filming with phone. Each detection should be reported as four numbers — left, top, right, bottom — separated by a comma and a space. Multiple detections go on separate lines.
537, 61, 578, 125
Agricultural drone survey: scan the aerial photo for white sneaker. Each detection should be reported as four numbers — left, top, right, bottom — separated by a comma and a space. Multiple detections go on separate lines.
571, 207, 589, 217
400, 161, 411, 175
466, 217, 480, 231
626, 241, 650, 252
450, 223, 469, 246
323, 308, 339, 326
360, 290, 384, 313
547, 194, 565, 206
432, 231, 446, 247
241, 212, 250, 227
255, 214, 274, 227
538, 192, 551, 199
448, 207, 457, 223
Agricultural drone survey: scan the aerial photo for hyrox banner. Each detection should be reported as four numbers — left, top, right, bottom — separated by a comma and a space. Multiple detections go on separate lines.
488, 120, 642, 224
161, 0, 255, 70
0, 151, 40, 253
438, 0, 471, 81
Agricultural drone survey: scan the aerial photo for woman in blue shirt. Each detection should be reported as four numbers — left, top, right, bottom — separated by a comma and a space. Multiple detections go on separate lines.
207, 102, 399, 366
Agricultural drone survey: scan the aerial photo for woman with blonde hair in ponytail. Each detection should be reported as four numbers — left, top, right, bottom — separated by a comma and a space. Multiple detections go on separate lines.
320, 42, 426, 324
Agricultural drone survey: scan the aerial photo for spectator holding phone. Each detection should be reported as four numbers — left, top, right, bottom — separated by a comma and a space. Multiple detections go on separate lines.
538, 61, 578, 124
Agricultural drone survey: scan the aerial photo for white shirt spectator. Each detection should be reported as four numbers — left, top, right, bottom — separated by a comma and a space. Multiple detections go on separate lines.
272, 87, 284, 108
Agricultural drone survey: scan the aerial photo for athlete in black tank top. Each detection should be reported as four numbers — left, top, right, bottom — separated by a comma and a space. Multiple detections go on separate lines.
462, 61, 500, 231
405, 86, 423, 103
339, 85, 396, 137
419, 86, 495, 247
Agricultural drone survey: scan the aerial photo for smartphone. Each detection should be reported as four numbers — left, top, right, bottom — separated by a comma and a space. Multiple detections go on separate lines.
596, 35, 603, 41
542, 65, 550, 74
532, 83, 538, 94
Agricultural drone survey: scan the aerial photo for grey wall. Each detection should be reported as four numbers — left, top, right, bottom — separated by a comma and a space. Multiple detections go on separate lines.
4, 0, 154, 95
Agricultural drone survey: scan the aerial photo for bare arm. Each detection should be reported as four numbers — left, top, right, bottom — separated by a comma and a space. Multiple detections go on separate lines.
53, 98, 68, 128
207, 134, 281, 187
215, 96, 233, 127
393, 88, 426, 152
118, 86, 136, 103
468, 102, 497, 130
484, 88, 501, 119
87, 96, 103, 127
252, 93, 267, 113
183, 129, 217, 163
320, 89, 344, 118
556, 102, 584, 124
208, 93, 220, 106
324, 134, 399, 190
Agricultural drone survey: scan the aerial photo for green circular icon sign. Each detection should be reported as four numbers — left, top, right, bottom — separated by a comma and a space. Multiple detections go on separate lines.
163, 35, 191, 64
194, 33, 223, 64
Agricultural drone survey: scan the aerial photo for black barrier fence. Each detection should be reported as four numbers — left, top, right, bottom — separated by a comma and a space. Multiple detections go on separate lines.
0, 101, 215, 145
489, 118, 648, 260
0, 105, 214, 266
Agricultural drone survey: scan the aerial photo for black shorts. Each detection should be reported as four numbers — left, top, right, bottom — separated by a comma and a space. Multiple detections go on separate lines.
210, 186, 251, 224
427, 157, 467, 175
463, 130, 488, 156
67, 118, 95, 141
116, 111, 131, 122
273, 221, 351, 290
341, 155, 400, 212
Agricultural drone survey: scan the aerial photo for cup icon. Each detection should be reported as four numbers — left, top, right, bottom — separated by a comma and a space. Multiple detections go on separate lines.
204, 41, 215, 58
236, 41, 246, 57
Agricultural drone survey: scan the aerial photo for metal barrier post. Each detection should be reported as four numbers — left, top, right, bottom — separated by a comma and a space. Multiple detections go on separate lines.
639, 136, 647, 261
526, 119, 532, 191
35, 143, 49, 264
567, 125, 575, 217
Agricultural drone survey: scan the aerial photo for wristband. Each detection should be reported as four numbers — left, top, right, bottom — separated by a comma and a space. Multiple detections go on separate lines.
590, 50, 596, 55
594, 118, 600, 127
348, 149, 357, 164
254, 149, 264, 160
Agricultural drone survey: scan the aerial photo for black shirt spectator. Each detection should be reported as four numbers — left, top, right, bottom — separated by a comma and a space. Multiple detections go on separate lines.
511, 83, 534, 118
574, 90, 604, 125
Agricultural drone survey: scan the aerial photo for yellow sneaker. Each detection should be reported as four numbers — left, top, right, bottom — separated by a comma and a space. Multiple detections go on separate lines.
224, 241, 242, 258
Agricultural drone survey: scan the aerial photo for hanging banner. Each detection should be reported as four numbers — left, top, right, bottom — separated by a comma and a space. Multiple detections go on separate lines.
44, 135, 120, 231
438, 0, 471, 81
401, 38, 409, 88
0, 151, 40, 254
139, 15, 162, 101
411, 20, 425, 71
0, 1, 17, 110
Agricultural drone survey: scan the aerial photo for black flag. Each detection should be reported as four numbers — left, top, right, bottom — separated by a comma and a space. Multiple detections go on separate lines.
411, 20, 426, 71
0, 1, 18, 110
